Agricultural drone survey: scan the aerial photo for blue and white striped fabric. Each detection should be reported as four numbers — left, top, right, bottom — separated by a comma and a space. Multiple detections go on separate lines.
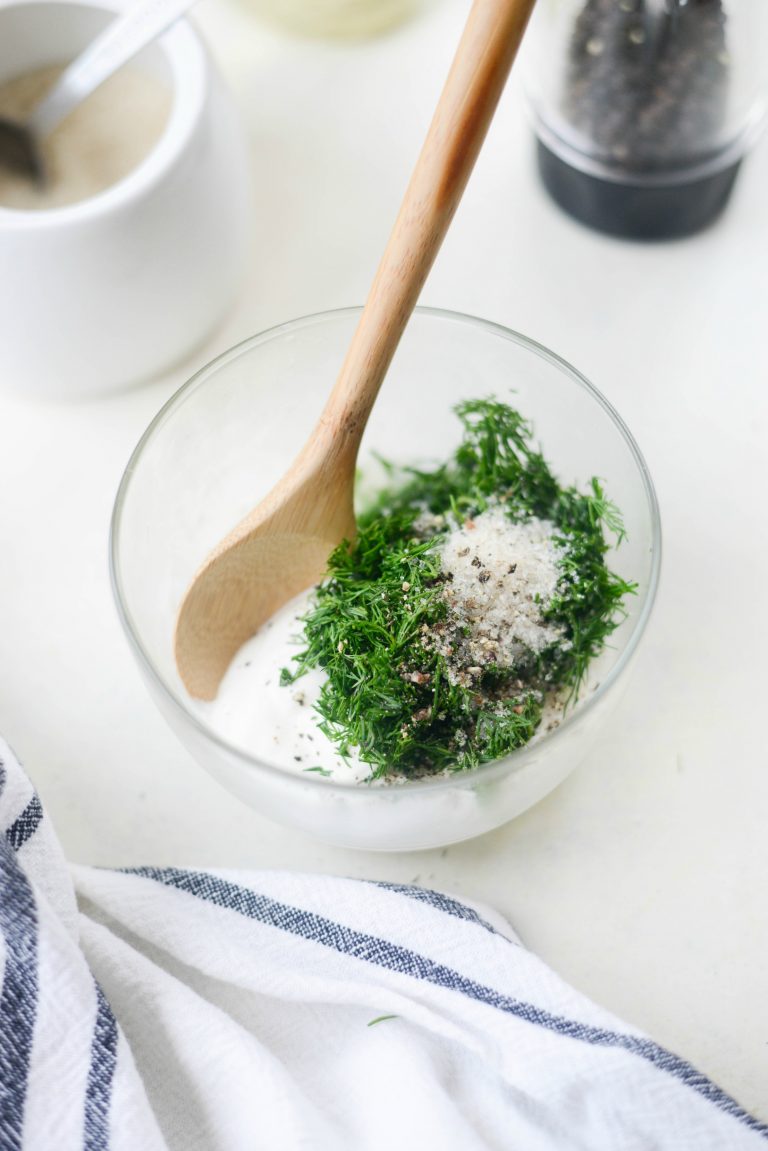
1, 734, 766, 1151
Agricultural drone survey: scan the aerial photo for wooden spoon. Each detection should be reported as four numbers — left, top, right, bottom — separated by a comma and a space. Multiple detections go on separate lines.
175, 0, 537, 700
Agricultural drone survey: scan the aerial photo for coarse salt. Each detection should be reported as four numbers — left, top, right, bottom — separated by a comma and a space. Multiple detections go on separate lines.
433, 505, 566, 684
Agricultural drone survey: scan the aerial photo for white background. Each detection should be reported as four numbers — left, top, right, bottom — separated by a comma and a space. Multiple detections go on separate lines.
1, 0, 766, 1121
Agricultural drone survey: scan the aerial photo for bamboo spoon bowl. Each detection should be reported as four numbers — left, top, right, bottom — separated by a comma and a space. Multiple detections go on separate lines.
174, 0, 538, 701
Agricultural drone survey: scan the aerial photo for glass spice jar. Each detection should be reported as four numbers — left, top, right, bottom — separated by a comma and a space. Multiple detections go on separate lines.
242, 0, 419, 39
523, 0, 768, 239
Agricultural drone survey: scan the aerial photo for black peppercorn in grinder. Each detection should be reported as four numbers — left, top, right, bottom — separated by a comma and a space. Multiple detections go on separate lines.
523, 0, 768, 239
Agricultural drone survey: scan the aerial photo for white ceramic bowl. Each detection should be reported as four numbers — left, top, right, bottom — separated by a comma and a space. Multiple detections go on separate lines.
111, 308, 661, 851
0, 0, 250, 397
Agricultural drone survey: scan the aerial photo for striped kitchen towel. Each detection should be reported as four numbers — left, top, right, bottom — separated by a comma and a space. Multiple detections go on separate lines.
1, 733, 765, 1151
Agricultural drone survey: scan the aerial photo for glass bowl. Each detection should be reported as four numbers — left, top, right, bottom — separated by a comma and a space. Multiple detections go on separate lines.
110, 307, 661, 851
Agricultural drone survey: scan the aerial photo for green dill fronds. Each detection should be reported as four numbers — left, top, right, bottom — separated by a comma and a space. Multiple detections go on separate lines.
586, 477, 628, 543
281, 399, 634, 778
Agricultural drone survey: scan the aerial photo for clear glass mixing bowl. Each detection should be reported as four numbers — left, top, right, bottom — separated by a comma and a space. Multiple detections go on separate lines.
110, 308, 661, 851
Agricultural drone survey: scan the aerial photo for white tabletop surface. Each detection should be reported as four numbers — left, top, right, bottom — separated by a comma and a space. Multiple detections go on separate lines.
1, 0, 767, 1123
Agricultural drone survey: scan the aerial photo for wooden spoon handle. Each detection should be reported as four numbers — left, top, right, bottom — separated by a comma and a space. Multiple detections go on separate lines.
317, 0, 537, 463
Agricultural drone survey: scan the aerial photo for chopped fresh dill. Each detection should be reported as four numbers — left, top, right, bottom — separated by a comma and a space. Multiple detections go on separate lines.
281, 399, 636, 780
303, 765, 333, 777
367, 1015, 399, 1027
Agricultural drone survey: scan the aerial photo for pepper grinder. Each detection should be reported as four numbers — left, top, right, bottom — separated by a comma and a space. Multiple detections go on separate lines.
523, 0, 768, 239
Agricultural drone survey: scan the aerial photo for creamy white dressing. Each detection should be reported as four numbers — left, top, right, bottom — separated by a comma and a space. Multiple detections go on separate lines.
194, 591, 373, 784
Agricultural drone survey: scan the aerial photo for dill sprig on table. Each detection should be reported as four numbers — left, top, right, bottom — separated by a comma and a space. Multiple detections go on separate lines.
281, 399, 635, 780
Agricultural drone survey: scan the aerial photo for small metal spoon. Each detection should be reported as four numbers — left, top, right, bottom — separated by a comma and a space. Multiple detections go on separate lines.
0, 0, 198, 184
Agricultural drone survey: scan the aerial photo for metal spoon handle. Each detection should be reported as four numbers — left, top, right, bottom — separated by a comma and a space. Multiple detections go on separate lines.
29, 0, 197, 139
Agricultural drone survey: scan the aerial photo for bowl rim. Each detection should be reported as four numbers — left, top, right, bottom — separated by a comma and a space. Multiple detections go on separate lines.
110, 305, 662, 797
0, 0, 208, 227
